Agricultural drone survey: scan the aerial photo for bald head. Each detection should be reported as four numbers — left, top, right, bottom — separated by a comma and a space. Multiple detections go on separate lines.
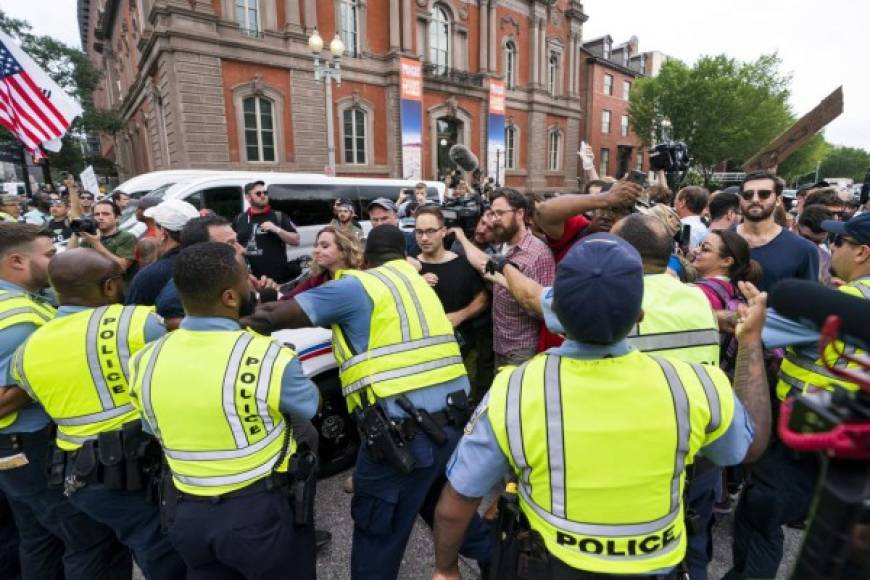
49, 248, 125, 306
612, 213, 674, 273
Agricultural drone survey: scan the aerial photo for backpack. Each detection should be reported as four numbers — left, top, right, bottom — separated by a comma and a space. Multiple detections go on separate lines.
694, 278, 743, 378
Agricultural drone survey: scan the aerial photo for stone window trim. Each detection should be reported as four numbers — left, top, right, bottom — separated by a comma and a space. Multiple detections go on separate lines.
502, 36, 518, 90
335, 0, 369, 58
221, 0, 277, 35
546, 39, 564, 96
336, 95, 375, 168
418, 1, 469, 71
546, 125, 564, 172
231, 79, 286, 165
426, 100, 473, 179
504, 121, 519, 171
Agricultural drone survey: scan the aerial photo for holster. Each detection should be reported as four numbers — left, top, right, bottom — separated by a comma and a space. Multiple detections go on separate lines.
74, 440, 99, 482
46, 444, 66, 488
158, 467, 178, 533
445, 389, 472, 427
121, 421, 149, 492
353, 404, 416, 474
288, 447, 317, 527
492, 490, 548, 580
97, 430, 124, 490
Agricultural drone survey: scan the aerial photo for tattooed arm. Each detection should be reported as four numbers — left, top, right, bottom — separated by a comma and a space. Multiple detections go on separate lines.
733, 281, 772, 463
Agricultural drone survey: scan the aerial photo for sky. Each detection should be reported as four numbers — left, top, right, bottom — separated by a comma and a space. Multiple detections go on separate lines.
1, 0, 866, 149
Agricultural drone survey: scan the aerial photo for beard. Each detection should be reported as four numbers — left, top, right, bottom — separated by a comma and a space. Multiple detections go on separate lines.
741, 203, 775, 223
492, 219, 519, 243
239, 290, 258, 318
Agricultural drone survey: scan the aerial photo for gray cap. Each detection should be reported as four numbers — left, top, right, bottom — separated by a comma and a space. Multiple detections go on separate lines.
367, 197, 398, 213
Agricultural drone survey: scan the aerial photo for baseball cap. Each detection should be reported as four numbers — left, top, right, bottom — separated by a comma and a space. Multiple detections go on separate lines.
137, 196, 162, 211
367, 197, 398, 213
821, 212, 870, 245
144, 199, 200, 232
334, 198, 353, 209
552, 233, 644, 344
365, 225, 406, 258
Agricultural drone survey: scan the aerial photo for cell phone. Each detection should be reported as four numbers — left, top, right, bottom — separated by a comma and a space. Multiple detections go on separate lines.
678, 224, 692, 255
626, 170, 646, 186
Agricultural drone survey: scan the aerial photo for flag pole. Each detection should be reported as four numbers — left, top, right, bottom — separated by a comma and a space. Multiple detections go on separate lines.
18, 144, 31, 196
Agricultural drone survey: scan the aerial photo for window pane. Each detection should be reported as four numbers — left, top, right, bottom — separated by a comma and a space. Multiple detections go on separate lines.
262, 146, 275, 162
344, 141, 353, 164
355, 111, 365, 136
244, 129, 258, 148
248, 8, 257, 31
247, 145, 259, 161
243, 97, 255, 114
259, 98, 272, 117
357, 143, 366, 164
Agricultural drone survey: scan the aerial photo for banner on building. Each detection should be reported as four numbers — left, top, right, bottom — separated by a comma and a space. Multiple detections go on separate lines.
400, 58, 423, 181
487, 80, 506, 185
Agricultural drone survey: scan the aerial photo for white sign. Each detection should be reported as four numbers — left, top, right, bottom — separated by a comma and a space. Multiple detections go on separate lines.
80, 166, 100, 196
3, 183, 17, 196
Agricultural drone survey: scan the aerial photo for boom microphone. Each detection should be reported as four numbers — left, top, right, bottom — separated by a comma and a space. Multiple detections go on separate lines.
448, 144, 479, 172
770, 280, 870, 351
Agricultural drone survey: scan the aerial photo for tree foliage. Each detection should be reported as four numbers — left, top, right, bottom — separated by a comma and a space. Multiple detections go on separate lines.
818, 146, 870, 182
629, 54, 796, 177
778, 133, 830, 184
0, 10, 120, 178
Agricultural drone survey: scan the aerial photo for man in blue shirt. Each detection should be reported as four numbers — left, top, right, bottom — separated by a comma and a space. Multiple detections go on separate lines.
431, 234, 771, 579
245, 226, 492, 579
0, 224, 129, 579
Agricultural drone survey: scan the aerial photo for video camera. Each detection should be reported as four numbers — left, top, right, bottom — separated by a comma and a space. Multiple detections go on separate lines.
649, 141, 691, 173
443, 144, 488, 237
70, 216, 98, 235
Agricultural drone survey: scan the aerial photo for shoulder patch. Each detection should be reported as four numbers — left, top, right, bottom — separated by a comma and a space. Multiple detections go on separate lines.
464, 401, 488, 435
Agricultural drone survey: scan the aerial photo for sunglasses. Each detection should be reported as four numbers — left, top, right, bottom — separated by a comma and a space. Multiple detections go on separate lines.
249, 190, 267, 197
832, 234, 861, 248
79, 195, 95, 200
739, 189, 774, 201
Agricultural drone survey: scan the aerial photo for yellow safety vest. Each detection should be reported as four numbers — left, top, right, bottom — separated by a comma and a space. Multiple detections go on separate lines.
0, 212, 18, 223
332, 260, 466, 412
129, 329, 297, 496
488, 351, 734, 575
12, 304, 152, 450
776, 277, 870, 400
628, 274, 720, 366
0, 288, 55, 430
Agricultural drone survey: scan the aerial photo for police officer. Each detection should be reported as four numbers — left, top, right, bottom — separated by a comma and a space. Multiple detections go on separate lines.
0, 225, 129, 580
129, 242, 320, 580
11, 247, 185, 580
726, 212, 870, 579
246, 225, 492, 579
432, 234, 772, 580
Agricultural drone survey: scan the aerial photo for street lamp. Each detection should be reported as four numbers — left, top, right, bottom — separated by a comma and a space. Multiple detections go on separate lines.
308, 29, 345, 175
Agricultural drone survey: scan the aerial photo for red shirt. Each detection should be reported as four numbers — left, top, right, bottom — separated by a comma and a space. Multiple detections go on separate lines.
538, 215, 591, 351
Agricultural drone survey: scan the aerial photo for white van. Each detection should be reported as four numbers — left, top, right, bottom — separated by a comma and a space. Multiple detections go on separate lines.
112, 170, 220, 199
121, 171, 444, 260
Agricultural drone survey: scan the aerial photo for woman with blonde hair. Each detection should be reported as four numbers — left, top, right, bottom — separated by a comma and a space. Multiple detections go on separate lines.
281, 225, 364, 299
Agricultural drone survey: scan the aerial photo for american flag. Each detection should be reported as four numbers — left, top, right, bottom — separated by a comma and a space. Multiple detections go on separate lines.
0, 31, 81, 155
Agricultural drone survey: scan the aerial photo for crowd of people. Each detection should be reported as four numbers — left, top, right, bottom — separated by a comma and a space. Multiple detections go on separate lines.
0, 166, 868, 580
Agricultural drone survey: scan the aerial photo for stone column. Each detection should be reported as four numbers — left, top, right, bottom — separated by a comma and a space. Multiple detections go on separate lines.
303, 0, 316, 31
285, 0, 301, 32
488, 0, 497, 72
390, 0, 401, 51
479, 1, 488, 73
539, 18, 547, 87
568, 34, 576, 96
402, 0, 414, 52
529, 16, 539, 86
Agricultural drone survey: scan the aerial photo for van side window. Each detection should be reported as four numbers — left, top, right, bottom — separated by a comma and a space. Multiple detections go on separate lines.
201, 186, 244, 221
267, 184, 357, 226
356, 185, 404, 219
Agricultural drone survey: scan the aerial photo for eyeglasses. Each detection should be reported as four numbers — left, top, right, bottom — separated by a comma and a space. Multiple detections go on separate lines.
832, 234, 861, 248
492, 208, 516, 218
79, 195, 94, 200
249, 190, 267, 197
414, 228, 441, 237
739, 189, 774, 201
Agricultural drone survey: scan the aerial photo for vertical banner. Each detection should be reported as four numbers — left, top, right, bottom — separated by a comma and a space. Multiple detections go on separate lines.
487, 80, 506, 186
400, 58, 423, 180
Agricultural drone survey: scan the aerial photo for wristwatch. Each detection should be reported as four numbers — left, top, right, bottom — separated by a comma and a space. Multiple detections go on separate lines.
485, 255, 518, 275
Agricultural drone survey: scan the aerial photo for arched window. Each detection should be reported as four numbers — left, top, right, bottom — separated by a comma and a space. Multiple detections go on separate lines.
342, 107, 367, 164
429, 5, 450, 74
504, 41, 517, 89
242, 96, 275, 162
548, 52, 559, 95
548, 129, 562, 171
505, 125, 518, 170
338, 0, 359, 57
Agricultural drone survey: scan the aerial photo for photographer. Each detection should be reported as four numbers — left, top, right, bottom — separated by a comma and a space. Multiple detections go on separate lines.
46, 195, 72, 246
68, 199, 137, 277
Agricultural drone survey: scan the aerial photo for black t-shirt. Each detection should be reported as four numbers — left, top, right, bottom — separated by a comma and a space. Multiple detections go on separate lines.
233, 209, 298, 283
419, 254, 485, 349
47, 219, 72, 245
749, 228, 819, 291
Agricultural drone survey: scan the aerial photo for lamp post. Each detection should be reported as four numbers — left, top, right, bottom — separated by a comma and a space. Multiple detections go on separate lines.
308, 29, 345, 175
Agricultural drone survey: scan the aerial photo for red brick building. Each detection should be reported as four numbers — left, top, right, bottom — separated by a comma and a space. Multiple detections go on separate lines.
579, 35, 652, 179
78, 0, 595, 192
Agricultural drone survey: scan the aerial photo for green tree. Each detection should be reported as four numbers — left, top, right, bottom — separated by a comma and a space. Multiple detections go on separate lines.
818, 146, 870, 182
0, 10, 120, 179
629, 54, 794, 180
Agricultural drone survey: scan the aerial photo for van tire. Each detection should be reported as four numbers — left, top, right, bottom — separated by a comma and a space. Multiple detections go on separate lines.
312, 370, 358, 478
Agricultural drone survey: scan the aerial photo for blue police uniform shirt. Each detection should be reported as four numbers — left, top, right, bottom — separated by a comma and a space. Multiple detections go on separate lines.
294, 274, 470, 418
447, 339, 755, 501
178, 316, 319, 420
0, 279, 52, 434
154, 280, 185, 321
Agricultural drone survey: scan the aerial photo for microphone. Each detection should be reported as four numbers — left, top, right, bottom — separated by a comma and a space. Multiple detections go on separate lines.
769, 280, 870, 351
448, 144, 479, 172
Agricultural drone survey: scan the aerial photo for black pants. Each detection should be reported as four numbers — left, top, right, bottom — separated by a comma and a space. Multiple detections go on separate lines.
543, 553, 679, 580
725, 439, 820, 579
169, 486, 315, 580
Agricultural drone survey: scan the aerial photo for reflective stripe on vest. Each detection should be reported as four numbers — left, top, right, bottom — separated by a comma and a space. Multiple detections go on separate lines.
627, 329, 721, 353
130, 330, 295, 495
488, 351, 733, 574
776, 278, 869, 400
332, 261, 465, 410
13, 305, 148, 450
